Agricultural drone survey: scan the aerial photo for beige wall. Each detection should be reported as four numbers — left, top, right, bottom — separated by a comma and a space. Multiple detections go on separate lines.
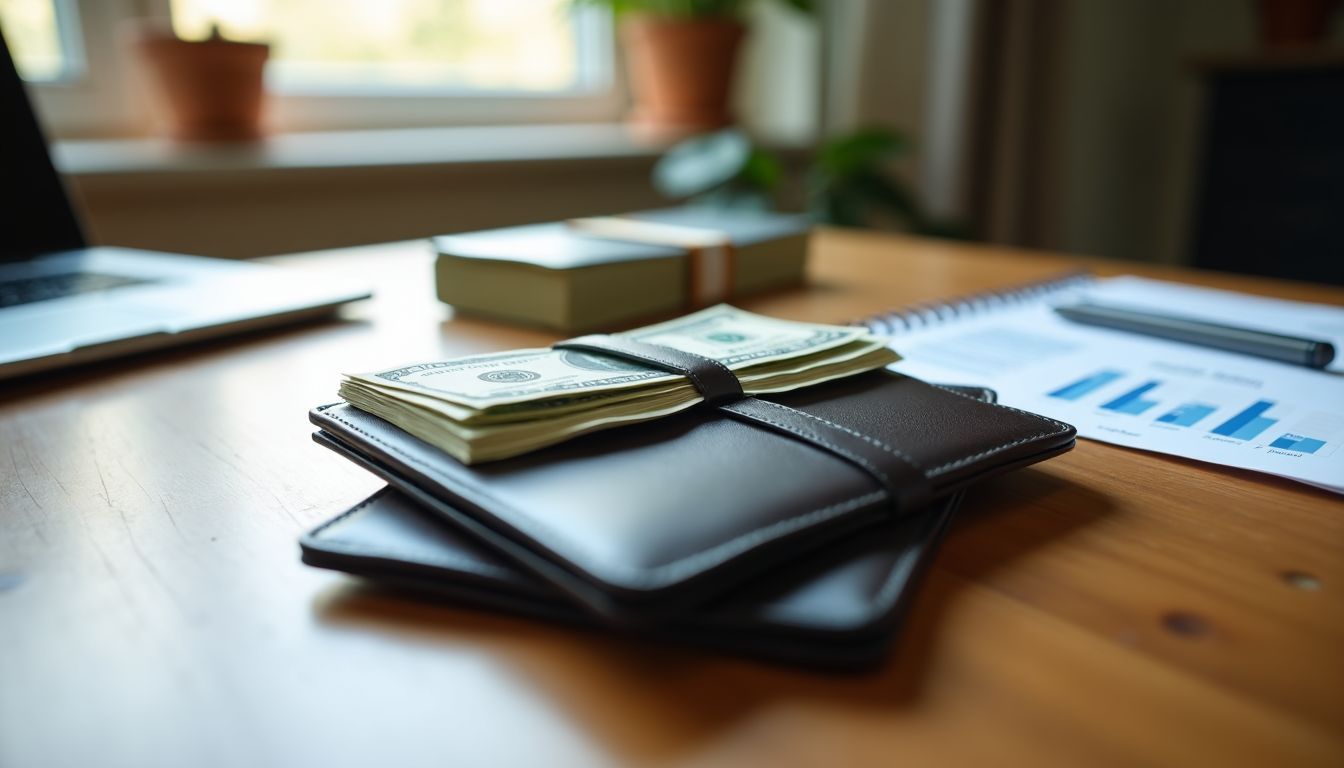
821, 0, 934, 185
1009, 0, 1344, 265
735, 0, 821, 144
69, 157, 667, 258
1050, 0, 1254, 264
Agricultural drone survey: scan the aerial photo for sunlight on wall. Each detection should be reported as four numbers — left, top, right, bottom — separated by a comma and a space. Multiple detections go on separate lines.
0, 0, 66, 80
170, 0, 579, 91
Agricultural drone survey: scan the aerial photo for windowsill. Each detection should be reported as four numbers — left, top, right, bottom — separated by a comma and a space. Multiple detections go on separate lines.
53, 123, 676, 177
56, 122, 811, 258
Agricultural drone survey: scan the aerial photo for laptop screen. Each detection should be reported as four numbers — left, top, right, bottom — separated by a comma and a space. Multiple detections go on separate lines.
0, 24, 86, 261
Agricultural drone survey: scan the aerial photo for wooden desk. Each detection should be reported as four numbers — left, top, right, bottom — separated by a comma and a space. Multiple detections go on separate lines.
2, 230, 1340, 767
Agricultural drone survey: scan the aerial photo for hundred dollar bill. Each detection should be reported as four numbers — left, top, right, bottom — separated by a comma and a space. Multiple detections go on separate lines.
341, 344, 899, 463
343, 305, 881, 410
338, 335, 892, 427
338, 305, 900, 463
341, 377, 700, 463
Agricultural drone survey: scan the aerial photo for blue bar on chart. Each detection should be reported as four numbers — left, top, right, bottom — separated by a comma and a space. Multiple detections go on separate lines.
1047, 369, 1125, 401
1210, 400, 1277, 441
1101, 381, 1161, 415
1269, 434, 1326, 454
1156, 402, 1217, 427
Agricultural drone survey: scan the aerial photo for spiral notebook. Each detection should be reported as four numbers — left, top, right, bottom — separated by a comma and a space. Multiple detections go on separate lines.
856, 272, 1344, 494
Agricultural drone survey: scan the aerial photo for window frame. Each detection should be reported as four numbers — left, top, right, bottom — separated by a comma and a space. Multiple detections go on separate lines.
18, 0, 625, 138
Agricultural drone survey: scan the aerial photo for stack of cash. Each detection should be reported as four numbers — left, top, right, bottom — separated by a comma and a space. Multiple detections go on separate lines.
340, 306, 898, 464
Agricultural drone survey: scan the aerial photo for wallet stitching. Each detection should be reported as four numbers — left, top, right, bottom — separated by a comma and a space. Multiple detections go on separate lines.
932, 384, 1074, 435
676, 351, 738, 401
918, 386, 1074, 475
754, 387, 1071, 478
927, 431, 1057, 474
308, 490, 385, 537
936, 385, 995, 403
320, 409, 885, 587
727, 405, 898, 489
753, 401, 926, 475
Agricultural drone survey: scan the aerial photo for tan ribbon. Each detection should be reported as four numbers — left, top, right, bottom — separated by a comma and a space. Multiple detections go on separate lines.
567, 216, 737, 308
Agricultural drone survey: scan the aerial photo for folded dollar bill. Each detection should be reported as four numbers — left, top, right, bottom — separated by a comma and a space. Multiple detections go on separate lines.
340, 305, 899, 463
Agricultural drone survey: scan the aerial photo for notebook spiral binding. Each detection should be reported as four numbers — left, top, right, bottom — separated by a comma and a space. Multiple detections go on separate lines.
854, 271, 1095, 335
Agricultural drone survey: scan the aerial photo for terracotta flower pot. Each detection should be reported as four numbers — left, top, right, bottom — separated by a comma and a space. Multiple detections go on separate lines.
620, 16, 746, 141
133, 27, 269, 142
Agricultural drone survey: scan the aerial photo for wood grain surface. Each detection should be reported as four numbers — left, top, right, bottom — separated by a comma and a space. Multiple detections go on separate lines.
2, 230, 1340, 768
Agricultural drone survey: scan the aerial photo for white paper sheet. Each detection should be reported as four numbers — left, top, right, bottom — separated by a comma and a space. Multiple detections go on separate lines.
883, 277, 1344, 493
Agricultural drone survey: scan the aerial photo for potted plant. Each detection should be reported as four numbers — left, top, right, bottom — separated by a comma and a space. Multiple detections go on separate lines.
131, 23, 270, 142
576, 0, 812, 139
653, 127, 971, 237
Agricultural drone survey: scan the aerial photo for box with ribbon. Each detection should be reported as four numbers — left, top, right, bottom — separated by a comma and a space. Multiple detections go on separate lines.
432, 207, 810, 331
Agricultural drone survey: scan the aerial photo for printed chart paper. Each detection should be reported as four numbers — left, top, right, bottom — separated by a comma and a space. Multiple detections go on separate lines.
884, 278, 1344, 493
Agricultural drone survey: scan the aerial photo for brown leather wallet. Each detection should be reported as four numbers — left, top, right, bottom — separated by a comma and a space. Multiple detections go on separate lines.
309, 371, 1075, 623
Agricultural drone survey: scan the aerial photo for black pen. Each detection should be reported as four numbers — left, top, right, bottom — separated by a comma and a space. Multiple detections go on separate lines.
1054, 302, 1336, 369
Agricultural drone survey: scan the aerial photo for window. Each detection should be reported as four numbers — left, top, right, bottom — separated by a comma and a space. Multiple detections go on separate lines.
2, 0, 619, 137
170, 0, 600, 95
0, 0, 82, 81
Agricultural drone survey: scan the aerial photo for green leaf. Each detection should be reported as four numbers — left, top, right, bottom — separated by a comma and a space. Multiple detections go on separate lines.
822, 190, 867, 228
739, 147, 783, 191
817, 127, 909, 178
773, 0, 815, 14
851, 171, 921, 222
806, 174, 864, 227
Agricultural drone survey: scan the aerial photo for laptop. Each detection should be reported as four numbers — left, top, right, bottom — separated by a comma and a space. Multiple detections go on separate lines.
0, 27, 368, 381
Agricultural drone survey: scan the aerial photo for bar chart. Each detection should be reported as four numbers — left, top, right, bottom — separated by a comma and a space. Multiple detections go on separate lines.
1044, 372, 1303, 443
1101, 381, 1161, 415
1156, 403, 1218, 427
1042, 370, 1338, 457
1048, 369, 1124, 401
1269, 434, 1327, 454
1210, 400, 1277, 441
